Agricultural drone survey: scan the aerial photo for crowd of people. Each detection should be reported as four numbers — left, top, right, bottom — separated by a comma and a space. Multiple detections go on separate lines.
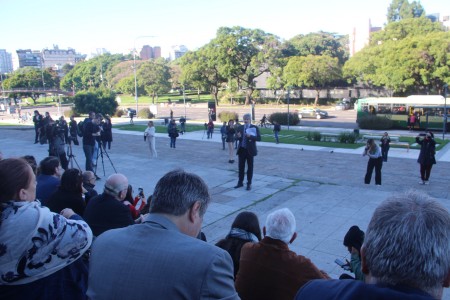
0, 152, 448, 299
1, 111, 447, 299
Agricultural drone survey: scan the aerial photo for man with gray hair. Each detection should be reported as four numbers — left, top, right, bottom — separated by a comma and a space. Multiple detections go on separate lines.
234, 113, 261, 191
295, 190, 450, 300
87, 169, 239, 300
83, 173, 138, 236
235, 208, 329, 300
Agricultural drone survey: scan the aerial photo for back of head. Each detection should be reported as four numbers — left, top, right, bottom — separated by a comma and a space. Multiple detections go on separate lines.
82, 171, 95, 184
0, 158, 32, 204
265, 208, 296, 244
39, 156, 60, 175
364, 190, 450, 298
150, 169, 210, 217
104, 174, 128, 198
231, 211, 262, 241
60, 168, 83, 194
21, 155, 37, 175
343, 225, 365, 252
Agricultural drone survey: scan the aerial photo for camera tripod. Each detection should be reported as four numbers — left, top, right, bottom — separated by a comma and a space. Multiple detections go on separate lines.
94, 140, 117, 176
202, 123, 207, 140
67, 139, 81, 170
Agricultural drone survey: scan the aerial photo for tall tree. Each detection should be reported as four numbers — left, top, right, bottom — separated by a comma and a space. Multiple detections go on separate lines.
138, 58, 172, 104
286, 31, 349, 64
387, 0, 425, 22
214, 26, 281, 105
283, 55, 342, 106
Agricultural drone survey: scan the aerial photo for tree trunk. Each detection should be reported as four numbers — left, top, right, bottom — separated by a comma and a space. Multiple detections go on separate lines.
314, 89, 320, 107
245, 87, 254, 106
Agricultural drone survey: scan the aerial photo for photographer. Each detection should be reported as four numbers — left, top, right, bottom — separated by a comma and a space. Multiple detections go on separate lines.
47, 119, 69, 170
83, 113, 101, 172
68, 115, 79, 146
416, 131, 436, 185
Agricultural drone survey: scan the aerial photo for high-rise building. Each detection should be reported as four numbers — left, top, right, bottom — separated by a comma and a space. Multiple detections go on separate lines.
169, 45, 188, 61
0, 50, 13, 73
41, 45, 86, 70
16, 49, 42, 68
139, 45, 162, 60
349, 19, 381, 57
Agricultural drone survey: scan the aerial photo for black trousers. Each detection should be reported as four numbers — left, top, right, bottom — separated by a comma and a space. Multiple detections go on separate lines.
420, 164, 433, 181
238, 148, 254, 185
365, 157, 382, 185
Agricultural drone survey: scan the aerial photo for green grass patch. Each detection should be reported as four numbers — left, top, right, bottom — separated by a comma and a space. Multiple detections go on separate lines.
114, 124, 206, 133
117, 93, 213, 105
398, 136, 449, 151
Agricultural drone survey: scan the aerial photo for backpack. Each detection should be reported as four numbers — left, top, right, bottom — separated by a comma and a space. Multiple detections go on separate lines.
77, 120, 84, 137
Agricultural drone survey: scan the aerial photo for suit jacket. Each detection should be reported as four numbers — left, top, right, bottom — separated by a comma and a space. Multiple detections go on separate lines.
83, 193, 134, 236
87, 214, 239, 300
295, 279, 435, 300
235, 237, 327, 300
236, 124, 261, 157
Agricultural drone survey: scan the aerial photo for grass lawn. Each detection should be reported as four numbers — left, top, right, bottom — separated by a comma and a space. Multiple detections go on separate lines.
114, 124, 206, 133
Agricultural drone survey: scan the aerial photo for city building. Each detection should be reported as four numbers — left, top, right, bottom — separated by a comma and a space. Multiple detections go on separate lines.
0, 50, 13, 73
349, 19, 381, 57
169, 45, 188, 61
41, 45, 86, 70
139, 45, 162, 60
16, 49, 42, 68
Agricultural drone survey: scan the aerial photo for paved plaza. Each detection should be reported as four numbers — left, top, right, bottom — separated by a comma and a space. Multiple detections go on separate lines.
1, 122, 450, 298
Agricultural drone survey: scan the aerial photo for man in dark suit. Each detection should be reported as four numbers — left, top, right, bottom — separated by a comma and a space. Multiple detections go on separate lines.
235, 113, 261, 191
83, 173, 143, 236
87, 169, 238, 300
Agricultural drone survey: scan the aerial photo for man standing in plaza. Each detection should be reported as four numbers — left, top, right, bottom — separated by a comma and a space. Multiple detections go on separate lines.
87, 169, 239, 300
235, 113, 261, 191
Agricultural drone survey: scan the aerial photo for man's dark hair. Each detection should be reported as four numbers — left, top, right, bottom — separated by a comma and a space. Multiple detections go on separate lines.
39, 156, 60, 175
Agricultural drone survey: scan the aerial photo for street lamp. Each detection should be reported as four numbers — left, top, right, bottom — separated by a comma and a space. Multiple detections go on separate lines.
133, 35, 156, 115
443, 83, 448, 140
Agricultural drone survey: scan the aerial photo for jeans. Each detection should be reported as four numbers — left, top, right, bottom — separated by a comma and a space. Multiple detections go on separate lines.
170, 137, 176, 148
274, 131, 279, 143
364, 157, 382, 185
83, 144, 94, 171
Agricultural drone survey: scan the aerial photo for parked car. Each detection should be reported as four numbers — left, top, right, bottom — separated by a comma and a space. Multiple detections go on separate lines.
335, 101, 350, 110
298, 108, 329, 119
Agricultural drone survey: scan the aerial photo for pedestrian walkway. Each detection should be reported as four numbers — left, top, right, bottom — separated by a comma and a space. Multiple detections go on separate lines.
0, 125, 449, 299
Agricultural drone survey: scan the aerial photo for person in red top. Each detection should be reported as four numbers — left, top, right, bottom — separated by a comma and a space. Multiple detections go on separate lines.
235, 208, 329, 300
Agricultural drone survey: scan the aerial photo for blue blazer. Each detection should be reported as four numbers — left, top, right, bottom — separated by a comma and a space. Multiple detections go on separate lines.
236, 124, 261, 157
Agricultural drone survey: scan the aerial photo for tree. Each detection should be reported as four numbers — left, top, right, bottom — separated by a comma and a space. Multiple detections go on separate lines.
214, 26, 282, 105
3, 67, 59, 104
72, 88, 118, 115
387, 0, 425, 23
344, 17, 449, 95
286, 31, 349, 64
138, 58, 172, 103
283, 55, 342, 106
61, 54, 125, 91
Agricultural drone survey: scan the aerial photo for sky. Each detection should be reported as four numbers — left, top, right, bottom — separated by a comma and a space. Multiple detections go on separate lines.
2, 0, 448, 63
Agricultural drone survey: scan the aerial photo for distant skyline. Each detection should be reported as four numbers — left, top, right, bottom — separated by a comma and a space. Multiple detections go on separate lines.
2, 0, 448, 63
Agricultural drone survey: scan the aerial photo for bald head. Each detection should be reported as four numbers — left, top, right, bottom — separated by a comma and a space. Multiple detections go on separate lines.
104, 173, 128, 200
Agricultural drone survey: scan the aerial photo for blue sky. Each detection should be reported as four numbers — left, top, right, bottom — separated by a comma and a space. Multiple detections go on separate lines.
2, 0, 448, 59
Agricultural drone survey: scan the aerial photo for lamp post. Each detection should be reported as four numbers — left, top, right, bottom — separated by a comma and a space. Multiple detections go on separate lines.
133, 35, 156, 115
287, 87, 291, 130
443, 84, 448, 140
182, 84, 187, 119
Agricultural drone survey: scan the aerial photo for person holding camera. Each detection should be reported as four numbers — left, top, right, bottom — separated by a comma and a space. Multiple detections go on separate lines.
167, 119, 178, 148
46, 118, 69, 170
363, 138, 382, 185
416, 131, 436, 185
144, 121, 157, 158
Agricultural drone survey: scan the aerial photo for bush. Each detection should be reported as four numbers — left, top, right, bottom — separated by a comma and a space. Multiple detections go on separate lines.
269, 112, 300, 126
218, 111, 239, 122
338, 132, 357, 144
137, 108, 154, 119
73, 88, 118, 116
358, 115, 393, 130
114, 109, 125, 118
306, 131, 322, 141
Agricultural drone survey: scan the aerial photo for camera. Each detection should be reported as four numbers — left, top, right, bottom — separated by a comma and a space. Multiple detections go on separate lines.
138, 187, 144, 197
335, 258, 351, 271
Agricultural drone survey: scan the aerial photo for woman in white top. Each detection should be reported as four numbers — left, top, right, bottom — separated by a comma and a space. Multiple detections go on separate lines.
144, 121, 157, 158
363, 138, 383, 185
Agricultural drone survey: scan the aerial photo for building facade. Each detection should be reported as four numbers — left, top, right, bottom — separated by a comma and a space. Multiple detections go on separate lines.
169, 45, 188, 61
16, 49, 42, 68
41, 45, 86, 70
0, 50, 13, 73
139, 45, 162, 60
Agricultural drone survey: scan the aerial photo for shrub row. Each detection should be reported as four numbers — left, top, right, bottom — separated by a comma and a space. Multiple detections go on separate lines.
358, 115, 393, 130
218, 111, 239, 122
268, 112, 300, 126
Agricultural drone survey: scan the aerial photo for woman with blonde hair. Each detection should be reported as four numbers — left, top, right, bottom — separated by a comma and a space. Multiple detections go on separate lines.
144, 121, 157, 158
363, 138, 383, 185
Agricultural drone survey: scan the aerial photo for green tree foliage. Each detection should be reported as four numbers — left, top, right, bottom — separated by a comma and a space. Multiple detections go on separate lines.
3, 67, 59, 104
283, 55, 342, 106
387, 0, 425, 22
179, 45, 227, 105
344, 18, 449, 95
286, 31, 349, 64
213, 26, 281, 105
138, 58, 172, 103
61, 54, 125, 91
72, 88, 118, 115
107, 60, 135, 89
